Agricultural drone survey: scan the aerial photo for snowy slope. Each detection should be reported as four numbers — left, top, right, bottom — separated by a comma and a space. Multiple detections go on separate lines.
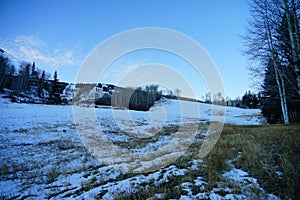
0, 95, 263, 131
150, 99, 263, 125
0, 96, 276, 200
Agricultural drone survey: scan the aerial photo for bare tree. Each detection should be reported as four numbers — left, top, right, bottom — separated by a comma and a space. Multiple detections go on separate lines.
16, 61, 31, 94
204, 92, 212, 104
282, 0, 300, 96
174, 88, 181, 97
243, 0, 291, 124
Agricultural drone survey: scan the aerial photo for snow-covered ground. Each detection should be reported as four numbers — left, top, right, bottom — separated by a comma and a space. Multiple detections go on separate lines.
0, 96, 278, 199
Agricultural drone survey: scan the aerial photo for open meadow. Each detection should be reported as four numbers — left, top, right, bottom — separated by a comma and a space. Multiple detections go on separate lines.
0, 96, 299, 199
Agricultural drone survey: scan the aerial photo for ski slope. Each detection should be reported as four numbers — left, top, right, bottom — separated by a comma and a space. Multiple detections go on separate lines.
0, 96, 278, 200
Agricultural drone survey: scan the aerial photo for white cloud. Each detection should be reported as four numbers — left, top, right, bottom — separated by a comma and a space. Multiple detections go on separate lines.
19, 46, 57, 64
14, 35, 45, 47
1, 35, 82, 68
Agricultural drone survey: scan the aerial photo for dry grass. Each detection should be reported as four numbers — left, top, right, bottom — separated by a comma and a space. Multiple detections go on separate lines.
201, 124, 300, 199
230, 124, 300, 199
3, 122, 298, 199
116, 124, 300, 199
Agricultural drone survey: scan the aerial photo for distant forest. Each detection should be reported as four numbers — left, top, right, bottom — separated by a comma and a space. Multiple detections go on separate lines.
73, 83, 163, 111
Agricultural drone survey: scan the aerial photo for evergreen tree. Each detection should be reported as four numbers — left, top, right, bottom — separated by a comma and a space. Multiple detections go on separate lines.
53, 70, 58, 82
261, 60, 282, 123
31, 62, 35, 75
38, 70, 45, 97
51, 71, 58, 97
242, 91, 259, 109
261, 60, 300, 123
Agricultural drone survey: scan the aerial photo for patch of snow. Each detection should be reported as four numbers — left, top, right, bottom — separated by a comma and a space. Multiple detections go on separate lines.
188, 159, 204, 171
209, 193, 223, 200
275, 171, 283, 178
181, 182, 193, 196
194, 176, 207, 187
222, 168, 249, 183
77, 165, 186, 199
222, 167, 280, 200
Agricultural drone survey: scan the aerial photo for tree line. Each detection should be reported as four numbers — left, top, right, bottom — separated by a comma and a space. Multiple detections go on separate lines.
0, 52, 64, 103
244, 0, 300, 124
93, 84, 162, 111
111, 85, 162, 111
74, 83, 175, 111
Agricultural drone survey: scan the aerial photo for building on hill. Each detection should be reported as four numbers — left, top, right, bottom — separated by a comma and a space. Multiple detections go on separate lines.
46, 80, 68, 104
47, 80, 68, 95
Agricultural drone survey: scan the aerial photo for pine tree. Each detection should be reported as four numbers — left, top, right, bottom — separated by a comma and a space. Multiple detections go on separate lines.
38, 70, 45, 97
53, 71, 58, 82
261, 60, 282, 123
31, 62, 35, 75
242, 91, 259, 109
51, 71, 58, 97
261, 59, 300, 123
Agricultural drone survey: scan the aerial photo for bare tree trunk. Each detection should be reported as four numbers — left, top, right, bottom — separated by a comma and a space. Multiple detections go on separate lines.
291, 0, 300, 54
244, 0, 296, 124
278, 67, 290, 124
283, 0, 300, 96
271, 58, 290, 124
265, 5, 290, 124
291, 0, 300, 97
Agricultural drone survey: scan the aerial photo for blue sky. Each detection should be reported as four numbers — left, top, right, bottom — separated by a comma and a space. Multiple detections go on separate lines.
0, 0, 252, 99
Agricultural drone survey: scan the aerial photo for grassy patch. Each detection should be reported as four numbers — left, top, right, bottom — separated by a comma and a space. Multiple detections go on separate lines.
4, 122, 298, 199
200, 124, 300, 199
46, 166, 60, 184
81, 176, 98, 191
0, 164, 10, 175
115, 124, 300, 199
230, 124, 300, 199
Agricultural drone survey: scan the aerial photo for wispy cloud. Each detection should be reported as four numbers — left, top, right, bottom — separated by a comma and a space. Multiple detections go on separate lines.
14, 35, 45, 47
19, 46, 56, 64
1, 35, 82, 67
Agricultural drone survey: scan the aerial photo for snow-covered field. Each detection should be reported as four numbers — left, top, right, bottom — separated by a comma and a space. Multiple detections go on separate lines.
0, 96, 278, 199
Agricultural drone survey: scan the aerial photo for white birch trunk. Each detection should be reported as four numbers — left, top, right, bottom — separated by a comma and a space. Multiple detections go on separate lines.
283, 0, 300, 96
265, 6, 290, 124
278, 67, 290, 124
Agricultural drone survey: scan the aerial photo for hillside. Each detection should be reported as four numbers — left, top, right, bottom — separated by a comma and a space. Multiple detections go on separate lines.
1, 96, 298, 199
